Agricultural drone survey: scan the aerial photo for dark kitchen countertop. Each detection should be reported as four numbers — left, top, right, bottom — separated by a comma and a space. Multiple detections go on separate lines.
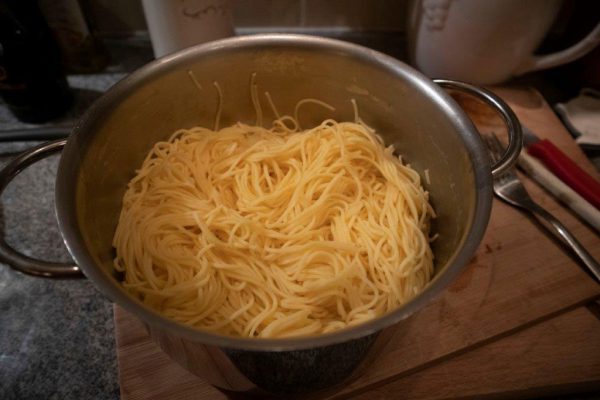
0, 74, 125, 400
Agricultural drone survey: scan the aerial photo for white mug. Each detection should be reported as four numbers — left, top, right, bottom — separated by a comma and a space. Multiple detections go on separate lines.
142, 0, 234, 58
408, 0, 600, 85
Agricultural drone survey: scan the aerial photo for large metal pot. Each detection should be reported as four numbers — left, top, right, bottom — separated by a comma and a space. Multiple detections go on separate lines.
0, 35, 521, 395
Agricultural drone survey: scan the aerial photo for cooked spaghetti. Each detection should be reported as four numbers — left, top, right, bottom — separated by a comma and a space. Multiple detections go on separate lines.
113, 106, 435, 339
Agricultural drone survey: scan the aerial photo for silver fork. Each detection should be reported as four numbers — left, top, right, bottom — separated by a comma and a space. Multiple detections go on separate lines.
484, 133, 600, 283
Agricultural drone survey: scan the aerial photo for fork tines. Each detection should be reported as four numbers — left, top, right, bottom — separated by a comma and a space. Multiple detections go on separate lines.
483, 133, 506, 164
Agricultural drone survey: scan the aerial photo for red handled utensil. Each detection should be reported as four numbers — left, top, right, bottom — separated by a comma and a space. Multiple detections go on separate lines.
524, 126, 600, 210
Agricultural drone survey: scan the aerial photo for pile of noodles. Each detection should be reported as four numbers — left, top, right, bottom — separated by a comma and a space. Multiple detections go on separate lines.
113, 76, 435, 338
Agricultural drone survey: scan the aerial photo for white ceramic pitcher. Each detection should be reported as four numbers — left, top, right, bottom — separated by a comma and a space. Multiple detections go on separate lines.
142, 0, 234, 58
408, 0, 600, 84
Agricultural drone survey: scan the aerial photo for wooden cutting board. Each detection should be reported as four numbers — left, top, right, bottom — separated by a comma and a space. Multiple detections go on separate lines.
114, 86, 600, 399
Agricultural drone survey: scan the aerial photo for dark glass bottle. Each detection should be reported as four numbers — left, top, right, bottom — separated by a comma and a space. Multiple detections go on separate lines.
39, 0, 110, 74
0, 0, 73, 123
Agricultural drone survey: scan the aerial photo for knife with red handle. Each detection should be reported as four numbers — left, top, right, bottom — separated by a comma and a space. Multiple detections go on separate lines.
524, 126, 600, 210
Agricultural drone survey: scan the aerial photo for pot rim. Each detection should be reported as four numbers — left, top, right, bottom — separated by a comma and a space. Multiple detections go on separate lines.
55, 33, 492, 351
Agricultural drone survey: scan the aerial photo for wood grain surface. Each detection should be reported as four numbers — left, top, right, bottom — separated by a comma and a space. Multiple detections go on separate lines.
115, 87, 600, 399
348, 307, 600, 400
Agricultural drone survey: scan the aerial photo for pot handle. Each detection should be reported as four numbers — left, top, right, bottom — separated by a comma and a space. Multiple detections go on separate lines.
434, 79, 523, 177
0, 139, 83, 278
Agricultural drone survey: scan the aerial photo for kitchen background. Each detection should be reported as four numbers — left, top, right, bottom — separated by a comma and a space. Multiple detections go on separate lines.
49, 0, 600, 89
63, 0, 412, 73
0, 1, 599, 399
101, 0, 410, 78
86, 0, 408, 36
91, 0, 408, 33
5, 0, 600, 102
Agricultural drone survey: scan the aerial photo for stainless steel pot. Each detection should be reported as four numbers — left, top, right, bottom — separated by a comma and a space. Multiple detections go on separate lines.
0, 35, 521, 395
